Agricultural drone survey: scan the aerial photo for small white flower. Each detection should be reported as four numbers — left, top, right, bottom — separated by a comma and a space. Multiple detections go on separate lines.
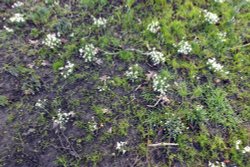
218, 32, 227, 42
203, 10, 219, 24
11, 1, 24, 8
147, 20, 160, 33
147, 48, 165, 65
125, 64, 141, 82
214, 0, 226, 3
35, 99, 47, 108
43, 33, 61, 49
176, 40, 192, 55
116, 141, 128, 154
79, 44, 98, 62
207, 58, 227, 74
235, 140, 242, 150
9, 13, 25, 23
93, 17, 107, 27
59, 61, 75, 78
3, 26, 14, 32
242, 146, 250, 153
152, 74, 169, 95
53, 109, 75, 130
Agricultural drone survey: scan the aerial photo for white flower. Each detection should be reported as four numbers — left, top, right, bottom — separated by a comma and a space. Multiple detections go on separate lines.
176, 40, 192, 55
242, 146, 250, 153
116, 141, 128, 154
218, 32, 227, 42
93, 17, 107, 27
11, 1, 24, 8
3, 26, 14, 32
147, 48, 165, 65
152, 74, 169, 95
214, 0, 226, 3
207, 58, 227, 74
79, 44, 98, 62
43, 33, 61, 48
147, 20, 160, 33
208, 161, 226, 167
53, 109, 75, 130
59, 61, 74, 78
125, 64, 141, 82
235, 140, 242, 150
35, 99, 47, 108
9, 13, 25, 23
203, 10, 219, 24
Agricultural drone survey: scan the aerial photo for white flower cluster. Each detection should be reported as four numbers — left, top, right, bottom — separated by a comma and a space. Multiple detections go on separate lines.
93, 17, 107, 27
3, 26, 14, 32
59, 61, 74, 78
88, 116, 98, 132
125, 64, 141, 82
43, 33, 61, 49
79, 44, 98, 62
214, 0, 225, 3
235, 140, 250, 154
9, 13, 25, 23
35, 99, 47, 108
147, 48, 165, 65
177, 40, 192, 55
217, 32, 227, 42
208, 161, 226, 167
11, 1, 24, 8
53, 109, 75, 130
153, 74, 169, 95
203, 10, 219, 24
147, 20, 160, 33
116, 141, 128, 154
207, 58, 229, 74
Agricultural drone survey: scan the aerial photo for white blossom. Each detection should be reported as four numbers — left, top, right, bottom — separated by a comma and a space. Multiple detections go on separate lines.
152, 74, 169, 95
59, 61, 74, 78
207, 58, 228, 74
176, 40, 192, 55
214, 0, 226, 3
208, 161, 226, 167
147, 20, 160, 33
116, 141, 128, 154
11, 1, 24, 8
93, 17, 107, 27
9, 13, 25, 23
218, 32, 227, 42
242, 146, 250, 153
79, 44, 98, 62
53, 109, 75, 130
35, 99, 47, 108
235, 140, 242, 150
203, 10, 219, 24
147, 48, 165, 65
125, 64, 141, 82
43, 33, 61, 49
3, 26, 14, 32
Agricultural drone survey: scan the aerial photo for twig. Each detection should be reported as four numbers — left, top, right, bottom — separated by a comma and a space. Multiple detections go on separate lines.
148, 143, 179, 147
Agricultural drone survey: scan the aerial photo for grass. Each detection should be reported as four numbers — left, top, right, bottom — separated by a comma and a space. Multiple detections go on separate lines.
0, 0, 250, 166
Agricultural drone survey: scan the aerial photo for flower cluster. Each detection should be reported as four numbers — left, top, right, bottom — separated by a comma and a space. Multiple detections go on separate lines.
207, 58, 228, 74
203, 10, 219, 24
11, 1, 24, 8
59, 61, 74, 78
3, 26, 14, 32
159, 114, 187, 139
125, 64, 142, 82
79, 44, 98, 62
9, 13, 25, 23
217, 32, 227, 42
208, 161, 226, 167
152, 74, 169, 95
235, 140, 250, 154
93, 17, 107, 27
147, 48, 165, 65
176, 40, 192, 55
35, 99, 47, 108
88, 117, 98, 132
43, 33, 61, 49
214, 0, 225, 3
53, 109, 75, 130
147, 20, 160, 33
116, 141, 128, 154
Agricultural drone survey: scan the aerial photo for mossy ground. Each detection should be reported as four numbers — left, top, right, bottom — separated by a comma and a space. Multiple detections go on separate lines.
0, 0, 250, 167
